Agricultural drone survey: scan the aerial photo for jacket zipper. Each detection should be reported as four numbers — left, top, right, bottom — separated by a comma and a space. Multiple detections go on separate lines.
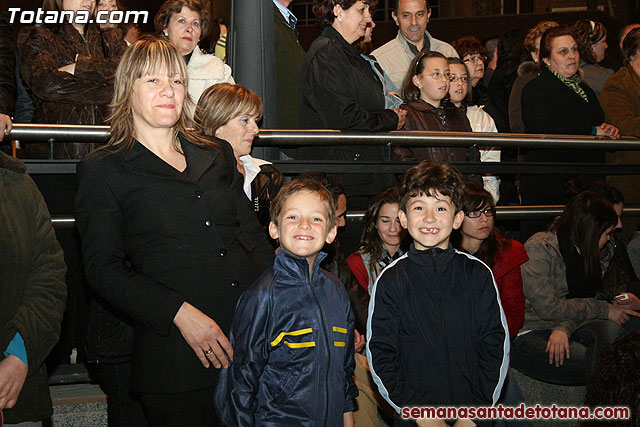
308, 265, 329, 427
432, 251, 454, 403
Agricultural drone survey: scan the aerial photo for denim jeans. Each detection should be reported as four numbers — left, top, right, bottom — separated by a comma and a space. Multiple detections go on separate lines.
511, 320, 624, 385
99, 362, 147, 427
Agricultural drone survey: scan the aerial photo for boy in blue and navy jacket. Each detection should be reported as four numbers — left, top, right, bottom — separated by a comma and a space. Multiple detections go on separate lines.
367, 161, 509, 426
215, 179, 357, 426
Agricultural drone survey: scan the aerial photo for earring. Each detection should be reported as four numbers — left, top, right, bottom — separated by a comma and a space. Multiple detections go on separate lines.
337, 16, 342, 22
163, 30, 169, 37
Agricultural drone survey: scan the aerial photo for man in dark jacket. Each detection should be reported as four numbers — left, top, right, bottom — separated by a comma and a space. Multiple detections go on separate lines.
273, 0, 305, 130
0, 151, 67, 424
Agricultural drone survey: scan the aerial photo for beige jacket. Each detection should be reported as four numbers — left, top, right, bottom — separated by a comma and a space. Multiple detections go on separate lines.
372, 31, 458, 92
521, 231, 609, 336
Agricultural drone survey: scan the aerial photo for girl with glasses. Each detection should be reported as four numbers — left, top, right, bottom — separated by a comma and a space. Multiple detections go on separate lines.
451, 180, 527, 339
399, 51, 472, 162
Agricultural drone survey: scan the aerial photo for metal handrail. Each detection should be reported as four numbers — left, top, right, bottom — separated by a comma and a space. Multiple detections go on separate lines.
3, 124, 640, 149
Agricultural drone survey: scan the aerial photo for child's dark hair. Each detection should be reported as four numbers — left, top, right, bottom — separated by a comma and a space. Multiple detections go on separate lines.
269, 179, 336, 228
399, 160, 465, 213
451, 180, 503, 267
297, 171, 345, 207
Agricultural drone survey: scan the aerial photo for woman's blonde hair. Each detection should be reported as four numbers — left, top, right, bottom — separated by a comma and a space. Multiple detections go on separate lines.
193, 83, 263, 137
102, 35, 207, 153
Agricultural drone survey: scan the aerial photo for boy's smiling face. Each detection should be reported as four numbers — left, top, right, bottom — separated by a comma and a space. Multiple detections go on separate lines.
399, 191, 464, 250
269, 190, 337, 266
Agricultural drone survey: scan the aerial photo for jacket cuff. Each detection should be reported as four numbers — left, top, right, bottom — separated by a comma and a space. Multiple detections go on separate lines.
3, 332, 28, 367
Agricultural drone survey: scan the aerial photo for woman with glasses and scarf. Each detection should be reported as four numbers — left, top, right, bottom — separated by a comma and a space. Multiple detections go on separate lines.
400, 51, 472, 163
520, 26, 619, 236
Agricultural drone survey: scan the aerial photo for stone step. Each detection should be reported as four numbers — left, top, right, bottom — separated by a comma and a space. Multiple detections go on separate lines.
50, 383, 107, 427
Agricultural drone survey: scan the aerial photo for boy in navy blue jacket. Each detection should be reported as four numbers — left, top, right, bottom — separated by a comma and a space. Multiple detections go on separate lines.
215, 179, 357, 426
366, 161, 509, 426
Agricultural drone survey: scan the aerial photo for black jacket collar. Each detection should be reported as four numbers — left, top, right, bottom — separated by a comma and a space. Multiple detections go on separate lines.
121, 134, 218, 182
321, 25, 361, 60
408, 243, 456, 267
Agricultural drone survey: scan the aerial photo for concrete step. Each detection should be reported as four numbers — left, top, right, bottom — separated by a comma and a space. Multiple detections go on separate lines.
50, 383, 107, 427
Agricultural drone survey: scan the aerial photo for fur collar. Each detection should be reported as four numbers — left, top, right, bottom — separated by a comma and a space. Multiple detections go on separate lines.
187, 45, 226, 79
0, 151, 26, 174
517, 61, 539, 76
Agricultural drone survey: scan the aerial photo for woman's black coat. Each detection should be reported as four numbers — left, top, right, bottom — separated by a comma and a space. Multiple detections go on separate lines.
299, 25, 397, 132
520, 67, 606, 206
75, 136, 274, 394
521, 66, 604, 137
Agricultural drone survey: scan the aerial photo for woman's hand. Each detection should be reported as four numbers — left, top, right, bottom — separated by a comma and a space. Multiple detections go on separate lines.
0, 114, 12, 136
545, 329, 570, 367
58, 63, 76, 75
0, 355, 28, 410
614, 293, 640, 311
354, 329, 365, 353
394, 108, 407, 130
343, 411, 355, 427
173, 302, 233, 369
608, 303, 640, 325
596, 123, 620, 139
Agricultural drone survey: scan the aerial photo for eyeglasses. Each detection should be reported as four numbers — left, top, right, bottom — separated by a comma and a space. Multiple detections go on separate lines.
424, 72, 451, 81
449, 75, 470, 83
463, 55, 487, 64
465, 207, 496, 218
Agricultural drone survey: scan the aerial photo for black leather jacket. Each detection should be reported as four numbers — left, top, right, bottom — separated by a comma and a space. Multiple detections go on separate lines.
17, 23, 125, 159
299, 25, 397, 132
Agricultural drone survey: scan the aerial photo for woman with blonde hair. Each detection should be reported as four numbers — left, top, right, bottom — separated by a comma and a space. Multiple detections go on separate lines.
194, 83, 283, 227
75, 37, 273, 426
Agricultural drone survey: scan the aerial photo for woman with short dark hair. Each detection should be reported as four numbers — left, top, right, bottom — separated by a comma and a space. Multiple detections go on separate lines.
520, 25, 619, 212
452, 35, 508, 131
300, 0, 404, 132
154, 0, 233, 112
299, 0, 406, 208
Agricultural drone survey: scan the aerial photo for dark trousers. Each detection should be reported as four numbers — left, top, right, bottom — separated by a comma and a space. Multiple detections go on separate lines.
511, 320, 624, 385
99, 362, 147, 427
140, 387, 218, 427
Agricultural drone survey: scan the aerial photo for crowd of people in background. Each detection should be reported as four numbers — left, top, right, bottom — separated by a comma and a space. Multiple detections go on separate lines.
2, 0, 640, 426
